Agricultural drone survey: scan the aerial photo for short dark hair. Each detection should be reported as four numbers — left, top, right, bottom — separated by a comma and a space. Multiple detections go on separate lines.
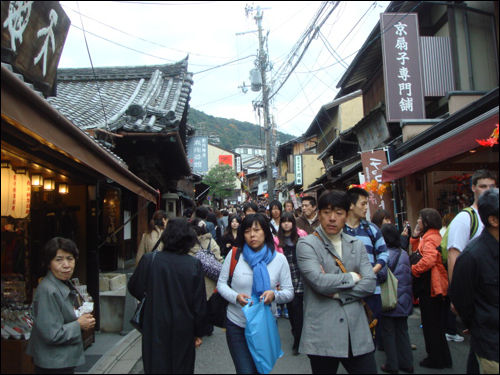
160, 218, 197, 254
269, 200, 283, 213
43, 237, 79, 268
243, 202, 258, 214
477, 188, 499, 228
284, 200, 294, 208
371, 209, 391, 229
419, 208, 442, 233
380, 224, 401, 249
317, 190, 351, 212
301, 196, 317, 207
347, 187, 369, 206
237, 214, 275, 251
471, 170, 497, 187
195, 206, 209, 220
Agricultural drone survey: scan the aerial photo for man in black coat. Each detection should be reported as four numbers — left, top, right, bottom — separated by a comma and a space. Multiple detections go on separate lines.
450, 188, 499, 374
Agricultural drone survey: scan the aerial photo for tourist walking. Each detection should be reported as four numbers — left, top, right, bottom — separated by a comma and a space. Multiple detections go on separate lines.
222, 214, 242, 257
296, 196, 320, 234
297, 190, 377, 374
128, 218, 207, 374
378, 224, 414, 374
135, 210, 168, 266
217, 214, 293, 374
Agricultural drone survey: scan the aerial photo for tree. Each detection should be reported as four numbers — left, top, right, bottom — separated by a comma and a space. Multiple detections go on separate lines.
202, 163, 237, 206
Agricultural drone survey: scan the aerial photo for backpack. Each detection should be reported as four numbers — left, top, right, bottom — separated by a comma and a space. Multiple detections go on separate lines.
438, 207, 479, 265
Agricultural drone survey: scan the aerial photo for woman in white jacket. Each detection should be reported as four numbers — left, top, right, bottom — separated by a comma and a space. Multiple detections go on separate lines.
217, 214, 294, 374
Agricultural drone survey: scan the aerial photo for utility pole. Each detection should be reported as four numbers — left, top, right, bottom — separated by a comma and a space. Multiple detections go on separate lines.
251, 5, 274, 200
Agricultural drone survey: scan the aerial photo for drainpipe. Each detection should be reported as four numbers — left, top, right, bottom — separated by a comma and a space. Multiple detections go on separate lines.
463, 6, 474, 90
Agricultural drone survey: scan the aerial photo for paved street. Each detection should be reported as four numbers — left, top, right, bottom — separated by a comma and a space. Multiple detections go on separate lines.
129, 307, 471, 374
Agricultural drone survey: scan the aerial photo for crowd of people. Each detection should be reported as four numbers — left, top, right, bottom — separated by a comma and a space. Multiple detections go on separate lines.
26, 170, 498, 374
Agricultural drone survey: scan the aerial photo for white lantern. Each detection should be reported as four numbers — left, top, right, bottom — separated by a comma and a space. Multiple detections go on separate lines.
1, 163, 15, 217
12, 169, 31, 219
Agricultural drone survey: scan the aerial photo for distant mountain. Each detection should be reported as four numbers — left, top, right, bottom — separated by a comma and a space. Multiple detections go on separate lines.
188, 108, 295, 151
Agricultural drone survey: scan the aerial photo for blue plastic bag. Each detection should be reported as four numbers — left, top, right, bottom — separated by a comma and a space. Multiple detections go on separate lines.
242, 296, 284, 374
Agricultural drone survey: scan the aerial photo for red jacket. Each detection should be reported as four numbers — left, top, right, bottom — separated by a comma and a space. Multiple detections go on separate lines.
410, 229, 449, 297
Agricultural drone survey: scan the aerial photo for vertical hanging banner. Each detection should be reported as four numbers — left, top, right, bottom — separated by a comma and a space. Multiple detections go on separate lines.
360, 150, 394, 221
187, 136, 208, 173
294, 155, 303, 186
381, 13, 425, 122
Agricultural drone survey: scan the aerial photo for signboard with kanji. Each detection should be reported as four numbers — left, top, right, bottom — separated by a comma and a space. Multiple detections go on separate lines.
1, 1, 71, 96
294, 155, 303, 186
381, 13, 425, 122
187, 136, 208, 173
360, 149, 394, 221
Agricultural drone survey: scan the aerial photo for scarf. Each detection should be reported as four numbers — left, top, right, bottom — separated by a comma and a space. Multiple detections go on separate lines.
243, 243, 276, 297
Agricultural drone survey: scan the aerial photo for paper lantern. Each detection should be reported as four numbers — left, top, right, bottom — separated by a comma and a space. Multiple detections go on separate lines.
31, 174, 43, 186
44, 179, 55, 191
11, 169, 31, 219
58, 183, 69, 194
1, 163, 15, 216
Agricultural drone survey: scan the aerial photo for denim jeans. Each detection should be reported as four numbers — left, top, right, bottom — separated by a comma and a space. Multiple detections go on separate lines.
226, 319, 258, 374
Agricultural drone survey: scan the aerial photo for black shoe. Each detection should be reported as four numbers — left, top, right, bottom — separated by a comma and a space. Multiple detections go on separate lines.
399, 367, 414, 374
380, 364, 398, 374
419, 359, 444, 369
292, 348, 299, 356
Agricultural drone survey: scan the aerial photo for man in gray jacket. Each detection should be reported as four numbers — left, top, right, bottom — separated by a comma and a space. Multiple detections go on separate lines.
297, 190, 377, 374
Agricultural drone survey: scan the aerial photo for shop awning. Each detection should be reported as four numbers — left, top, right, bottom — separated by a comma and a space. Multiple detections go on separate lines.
382, 107, 499, 182
1, 65, 158, 202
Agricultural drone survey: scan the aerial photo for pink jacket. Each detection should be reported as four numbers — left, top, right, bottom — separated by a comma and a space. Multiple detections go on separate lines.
274, 228, 308, 254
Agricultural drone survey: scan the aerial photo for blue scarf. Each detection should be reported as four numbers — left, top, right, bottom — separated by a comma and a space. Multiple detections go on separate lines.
243, 243, 276, 297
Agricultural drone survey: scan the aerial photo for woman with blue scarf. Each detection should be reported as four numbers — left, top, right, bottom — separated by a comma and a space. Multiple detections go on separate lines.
218, 214, 294, 374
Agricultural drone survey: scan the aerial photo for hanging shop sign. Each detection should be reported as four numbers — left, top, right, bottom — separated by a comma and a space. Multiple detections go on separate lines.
187, 136, 209, 173
1, 163, 31, 218
360, 149, 394, 220
380, 13, 425, 122
235, 155, 242, 173
294, 155, 303, 186
1, 1, 71, 96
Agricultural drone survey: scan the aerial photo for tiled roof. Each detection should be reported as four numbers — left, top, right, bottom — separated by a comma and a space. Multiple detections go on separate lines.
48, 57, 193, 132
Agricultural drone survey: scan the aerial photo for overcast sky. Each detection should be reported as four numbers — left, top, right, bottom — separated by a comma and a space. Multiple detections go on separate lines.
58, 1, 390, 137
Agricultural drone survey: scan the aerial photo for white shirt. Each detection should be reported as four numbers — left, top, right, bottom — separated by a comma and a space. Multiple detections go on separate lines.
217, 250, 294, 328
447, 206, 483, 252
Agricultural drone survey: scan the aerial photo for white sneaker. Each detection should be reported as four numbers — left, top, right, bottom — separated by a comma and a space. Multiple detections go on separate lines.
446, 333, 464, 342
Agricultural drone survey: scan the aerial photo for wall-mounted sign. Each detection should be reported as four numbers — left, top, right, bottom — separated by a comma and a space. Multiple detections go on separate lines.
235, 155, 242, 173
187, 136, 208, 173
219, 155, 233, 167
1, 1, 71, 96
294, 155, 303, 186
380, 13, 425, 122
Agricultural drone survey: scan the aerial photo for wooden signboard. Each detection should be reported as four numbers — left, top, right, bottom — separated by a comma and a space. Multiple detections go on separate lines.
1, 1, 71, 96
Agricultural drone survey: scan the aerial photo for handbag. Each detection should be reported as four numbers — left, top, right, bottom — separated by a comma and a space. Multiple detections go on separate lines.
242, 297, 284, 374
207, 247, 241, 328
409, 248, 431, 297
130, 239, 161, 333
313, 231, 378, 338
380, 251, 401, 311
195, 239, 222, 281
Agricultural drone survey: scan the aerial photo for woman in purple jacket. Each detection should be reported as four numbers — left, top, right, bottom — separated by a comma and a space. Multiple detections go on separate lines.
378, 224, 414, 374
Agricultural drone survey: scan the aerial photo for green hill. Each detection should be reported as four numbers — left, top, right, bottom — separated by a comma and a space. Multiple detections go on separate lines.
189, 108, 295, 151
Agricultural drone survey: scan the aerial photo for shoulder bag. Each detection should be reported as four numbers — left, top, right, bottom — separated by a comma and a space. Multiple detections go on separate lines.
313, 231, 377, 338
409, 243, 431, 297
207, 247, 241, 328
195, 239, 223, 281
130, 238, 161, 333
380, 251, 401, 311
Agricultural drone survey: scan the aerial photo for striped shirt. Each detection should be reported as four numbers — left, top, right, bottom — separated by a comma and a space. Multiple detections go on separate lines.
344, 220, 389, 295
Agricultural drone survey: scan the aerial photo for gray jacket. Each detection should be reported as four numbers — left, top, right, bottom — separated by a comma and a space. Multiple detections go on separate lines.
296, 226, 376, 358
26, 270, 85, 369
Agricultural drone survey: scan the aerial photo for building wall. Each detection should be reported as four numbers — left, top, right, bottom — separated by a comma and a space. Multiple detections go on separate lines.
339, 95, 364, 132
302, 154, 324, 190
207, 144, 241, 198
316, 111, 337, 155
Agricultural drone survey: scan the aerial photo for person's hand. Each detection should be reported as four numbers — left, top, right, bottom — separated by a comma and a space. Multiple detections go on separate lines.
194, 337, 202, 349
78, 313, 95, 331
450, 302, 458, 316
260, 290, 275, 305
401, 226, 409, 236
236, 293, 252, 306
353, 272, 362, 280
413, 224, 422, 237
